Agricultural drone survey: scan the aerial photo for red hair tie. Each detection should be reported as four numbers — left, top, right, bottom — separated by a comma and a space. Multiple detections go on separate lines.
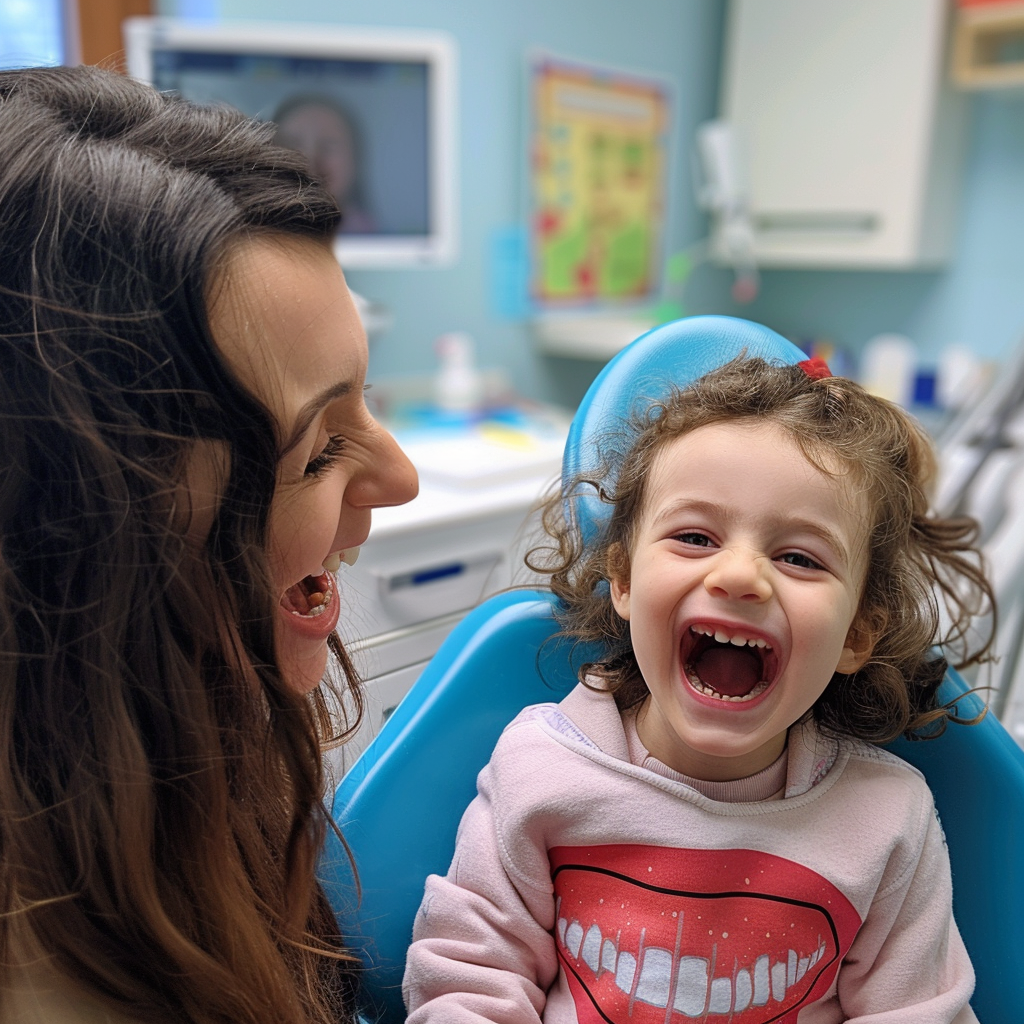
798, 357, 832, 381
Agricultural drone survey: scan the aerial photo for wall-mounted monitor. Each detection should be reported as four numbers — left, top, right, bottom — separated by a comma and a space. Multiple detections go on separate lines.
124, 18, 458, 268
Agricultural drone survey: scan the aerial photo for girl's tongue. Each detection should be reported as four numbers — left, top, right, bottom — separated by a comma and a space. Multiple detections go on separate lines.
281, 570, 332, 616
692, 644, 762, 697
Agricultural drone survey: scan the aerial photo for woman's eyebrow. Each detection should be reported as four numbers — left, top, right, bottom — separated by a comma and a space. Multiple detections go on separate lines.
280, 380, 354, 455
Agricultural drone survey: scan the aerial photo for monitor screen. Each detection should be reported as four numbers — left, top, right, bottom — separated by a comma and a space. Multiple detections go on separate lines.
124, 19, 457, 267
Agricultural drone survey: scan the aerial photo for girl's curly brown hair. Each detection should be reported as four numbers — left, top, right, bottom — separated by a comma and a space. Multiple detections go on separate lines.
529, 356, 995, 744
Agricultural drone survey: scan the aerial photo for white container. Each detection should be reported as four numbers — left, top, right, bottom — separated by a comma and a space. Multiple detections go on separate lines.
860, 334, 917, 406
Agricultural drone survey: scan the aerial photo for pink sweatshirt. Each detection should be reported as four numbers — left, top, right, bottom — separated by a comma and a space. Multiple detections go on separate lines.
403, 682, 975, 1023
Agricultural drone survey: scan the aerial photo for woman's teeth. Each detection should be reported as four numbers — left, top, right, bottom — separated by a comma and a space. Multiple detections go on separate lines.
322, 548, 360, 573
286, 571, 334, 617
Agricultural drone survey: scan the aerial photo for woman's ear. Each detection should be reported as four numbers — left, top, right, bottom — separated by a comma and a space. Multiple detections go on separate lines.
836, 614, 881, 674
607, 542, 631, 621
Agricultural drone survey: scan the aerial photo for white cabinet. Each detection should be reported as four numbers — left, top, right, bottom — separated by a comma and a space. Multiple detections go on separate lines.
716, 0, 968, 269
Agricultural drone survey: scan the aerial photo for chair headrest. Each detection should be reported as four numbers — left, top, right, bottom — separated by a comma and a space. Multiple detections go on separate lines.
562, 315, 806, 543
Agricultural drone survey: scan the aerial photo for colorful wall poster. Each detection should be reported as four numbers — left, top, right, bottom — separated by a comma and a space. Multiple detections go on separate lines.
529, 55, 672, 306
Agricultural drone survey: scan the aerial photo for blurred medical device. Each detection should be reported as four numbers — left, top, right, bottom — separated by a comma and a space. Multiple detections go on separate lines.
124, 18, 457, 268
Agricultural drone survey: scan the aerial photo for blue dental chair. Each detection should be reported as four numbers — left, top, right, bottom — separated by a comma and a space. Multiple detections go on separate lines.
321, 316, 1024, 1024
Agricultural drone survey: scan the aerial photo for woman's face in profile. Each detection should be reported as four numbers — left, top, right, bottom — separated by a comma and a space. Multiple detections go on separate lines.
275, 104, 357, 206
208, 237, 418, 691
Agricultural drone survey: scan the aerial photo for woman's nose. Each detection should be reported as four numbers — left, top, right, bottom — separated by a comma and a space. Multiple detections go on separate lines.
703, 548, 772, 602
348, 421, 419, 510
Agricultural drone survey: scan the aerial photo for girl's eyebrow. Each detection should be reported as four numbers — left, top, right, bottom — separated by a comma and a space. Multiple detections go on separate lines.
653, 498, 849, 562
280, 380, 354, 456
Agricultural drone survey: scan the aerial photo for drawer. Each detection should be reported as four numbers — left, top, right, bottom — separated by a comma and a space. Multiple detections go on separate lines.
336, 506, 535, 641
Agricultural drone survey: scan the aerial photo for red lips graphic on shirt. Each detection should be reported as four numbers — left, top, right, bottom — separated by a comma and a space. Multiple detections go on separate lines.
549, 845, 861, 1024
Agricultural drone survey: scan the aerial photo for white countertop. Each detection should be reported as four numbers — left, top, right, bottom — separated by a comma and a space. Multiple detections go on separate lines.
368, 406, 572, 539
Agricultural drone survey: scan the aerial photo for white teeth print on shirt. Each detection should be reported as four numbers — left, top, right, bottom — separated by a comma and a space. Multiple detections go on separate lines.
547, 849, 861, 1024
555, 901, 827, 1017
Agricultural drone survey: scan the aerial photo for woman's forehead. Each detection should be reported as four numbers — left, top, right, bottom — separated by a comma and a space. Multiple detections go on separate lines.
208, 236, 366, 431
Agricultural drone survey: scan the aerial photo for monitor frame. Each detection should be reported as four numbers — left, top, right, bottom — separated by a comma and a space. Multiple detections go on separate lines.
123, 17, 458, 268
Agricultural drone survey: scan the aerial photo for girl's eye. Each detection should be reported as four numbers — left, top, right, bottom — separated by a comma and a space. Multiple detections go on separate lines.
777, 551, 825, 571
304, 434, 346, 477
676, 532, 714, 548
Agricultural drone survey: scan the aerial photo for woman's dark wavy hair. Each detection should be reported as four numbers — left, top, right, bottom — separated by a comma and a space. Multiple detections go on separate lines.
0, 66, 363, 1023
531, 356, 995, 745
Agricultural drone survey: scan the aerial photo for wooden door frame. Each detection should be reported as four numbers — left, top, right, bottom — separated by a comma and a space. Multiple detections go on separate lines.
75, 0, 153, 69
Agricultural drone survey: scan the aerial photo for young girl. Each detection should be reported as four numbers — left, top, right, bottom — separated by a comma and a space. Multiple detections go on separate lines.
403, 355, 993, 1023
0, 66, 416, 1023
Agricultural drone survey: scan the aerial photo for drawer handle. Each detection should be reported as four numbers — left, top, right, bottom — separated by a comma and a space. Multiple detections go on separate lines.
384, 552, 501, 592
409, 562, 465, 585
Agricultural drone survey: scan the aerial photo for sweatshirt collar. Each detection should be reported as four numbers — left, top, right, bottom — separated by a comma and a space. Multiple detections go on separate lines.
558, 681, 839, 799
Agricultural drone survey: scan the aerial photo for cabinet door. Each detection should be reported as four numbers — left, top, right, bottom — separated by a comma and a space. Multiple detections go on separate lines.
719, 0, 966, 268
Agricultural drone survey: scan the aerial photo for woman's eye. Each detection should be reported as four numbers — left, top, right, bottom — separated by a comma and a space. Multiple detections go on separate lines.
777, 551, 824, 570
304, 434, 346, 477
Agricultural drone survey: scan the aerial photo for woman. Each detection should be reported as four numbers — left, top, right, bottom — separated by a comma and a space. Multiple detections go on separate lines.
0, 65, 416, 1023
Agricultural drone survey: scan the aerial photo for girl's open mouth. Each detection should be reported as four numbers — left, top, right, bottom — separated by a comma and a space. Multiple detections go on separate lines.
680, 623, 780, 703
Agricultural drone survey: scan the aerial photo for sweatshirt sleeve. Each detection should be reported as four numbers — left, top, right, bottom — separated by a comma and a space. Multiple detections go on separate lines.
836, 800, 975, 1022
402, 749, 560, 1023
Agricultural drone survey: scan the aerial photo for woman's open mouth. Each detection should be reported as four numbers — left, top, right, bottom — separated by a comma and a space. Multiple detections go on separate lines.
281, 569, 335, 617
680, 623, 780, 703
277, 567, 340, 648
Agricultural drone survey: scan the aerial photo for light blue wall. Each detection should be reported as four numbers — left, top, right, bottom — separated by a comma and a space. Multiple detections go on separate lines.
735, 92, 1024, 373
161, 0, 1024, 396
210, 0, 732, 406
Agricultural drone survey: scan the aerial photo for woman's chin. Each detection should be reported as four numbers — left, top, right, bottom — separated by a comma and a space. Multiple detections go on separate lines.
275, 612, 333, 692
279, 642, 331, 693
275, 573, 341, 691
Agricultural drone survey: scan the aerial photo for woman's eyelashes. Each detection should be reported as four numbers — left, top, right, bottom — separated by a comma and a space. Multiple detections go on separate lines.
304, 434, 346, 477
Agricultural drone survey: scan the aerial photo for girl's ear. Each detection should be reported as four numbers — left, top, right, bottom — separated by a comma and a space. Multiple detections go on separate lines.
836, 615, 881, 674
607, 542, 631, 621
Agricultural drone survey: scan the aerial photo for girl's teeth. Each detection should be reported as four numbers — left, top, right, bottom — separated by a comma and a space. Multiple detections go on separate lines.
685, 666, 769, 702
323, 552, 342, 573
341, 547, 360, 566
690, 625, 772, 650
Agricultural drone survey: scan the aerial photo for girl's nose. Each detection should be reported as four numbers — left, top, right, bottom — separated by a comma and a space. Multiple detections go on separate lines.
348, 421, 419, 510
703, 548, 772, 603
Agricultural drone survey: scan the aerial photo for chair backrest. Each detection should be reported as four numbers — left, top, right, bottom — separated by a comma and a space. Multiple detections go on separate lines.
885, 675, 1024, 1024
322, 315, 1024, 1024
